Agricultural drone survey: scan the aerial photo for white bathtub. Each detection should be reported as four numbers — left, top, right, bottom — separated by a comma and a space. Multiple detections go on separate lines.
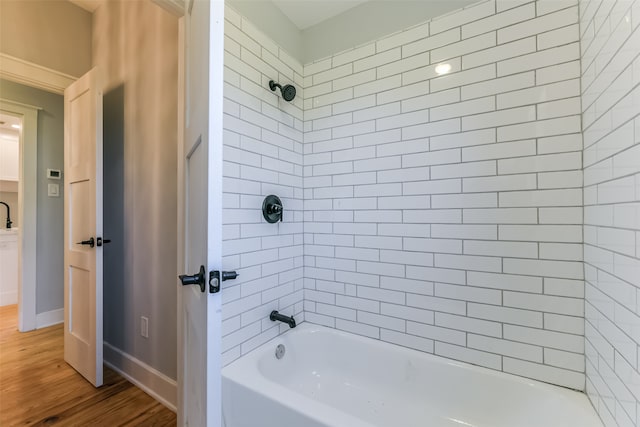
222, 323, 602, 427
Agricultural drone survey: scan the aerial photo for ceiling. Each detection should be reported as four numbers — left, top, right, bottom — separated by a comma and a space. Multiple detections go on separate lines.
272, 0, 369, 30
70, 0, 368, 30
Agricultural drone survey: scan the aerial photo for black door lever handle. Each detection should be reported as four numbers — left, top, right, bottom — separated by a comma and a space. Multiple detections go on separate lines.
76, 237, 95, 248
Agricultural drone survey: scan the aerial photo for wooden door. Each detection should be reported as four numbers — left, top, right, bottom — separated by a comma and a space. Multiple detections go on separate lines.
177, 1, 225, 425
63, 67, 104, 387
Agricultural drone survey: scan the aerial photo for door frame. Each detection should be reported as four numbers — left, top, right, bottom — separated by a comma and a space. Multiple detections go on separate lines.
0, 56, 77, 331
0, 99, 39, 331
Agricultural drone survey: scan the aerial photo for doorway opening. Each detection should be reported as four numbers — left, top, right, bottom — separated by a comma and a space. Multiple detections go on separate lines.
0, 101, 38, 332
0, 112, 21, 312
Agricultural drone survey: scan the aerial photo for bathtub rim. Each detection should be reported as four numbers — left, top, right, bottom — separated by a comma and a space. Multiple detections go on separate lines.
222, 322, 601, 427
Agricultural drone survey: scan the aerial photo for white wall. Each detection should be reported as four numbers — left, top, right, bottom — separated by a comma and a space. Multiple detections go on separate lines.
221, 6, 306, 365
581, 0, 640, 425
301, 0, 586, 389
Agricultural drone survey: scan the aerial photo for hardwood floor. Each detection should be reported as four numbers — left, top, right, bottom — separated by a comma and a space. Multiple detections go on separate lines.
0, 305, 176, 426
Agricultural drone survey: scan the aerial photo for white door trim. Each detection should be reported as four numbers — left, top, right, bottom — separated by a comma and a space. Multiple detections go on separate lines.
0, 53, 77, 95
176, 14, 186, 425
0, 99, 39, 331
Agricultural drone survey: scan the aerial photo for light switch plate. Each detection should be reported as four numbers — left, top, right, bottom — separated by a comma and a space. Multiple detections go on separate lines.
48, 183, 59, 197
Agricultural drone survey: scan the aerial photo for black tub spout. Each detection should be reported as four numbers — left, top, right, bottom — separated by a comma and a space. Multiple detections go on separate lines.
270, 310, 296, 328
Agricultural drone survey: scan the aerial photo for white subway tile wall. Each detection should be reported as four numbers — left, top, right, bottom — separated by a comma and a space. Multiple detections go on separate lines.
303, 0, 586, 389
581, 0, 640, 425
222, 6, 305, 365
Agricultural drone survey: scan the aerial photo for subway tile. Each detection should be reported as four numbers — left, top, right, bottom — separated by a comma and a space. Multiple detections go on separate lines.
499, 224, 583, 243
498, 152, 582, 174
332, 43, 376, 67
435, 254, 502, 273
378, 52, 431, 79
497, 79, 580, 109
536, 61, 580, 85
430, 129, 496, 151
463, 173, 537, 192
463, 3, 536, 39
431, 160, 496, 180
407, 322, 466, 346
468, 271, 542, 293
430, 97, 496, 122
468, 303, 543, 328
497, 6, 579, 44
463, 207, 538, 224
431, 64, 497, 92
402, 119, 461, 140
405, 91, 463, 119
462, 72, 535, 100
431, 32, 497, 63
468, 335, 543, 362
381, 330, 434, 353
464, 240, 539, 259
403, 28, 461, 58
503, 258, 584, 280
358, 311, 406, 331
435, 342, 502, 370
435, 283, 502, 305
430, 0, 497, 34
503, 357, 585, 390
499, 188, 582, 207
407, 293, 467, 315
377, 23, 430, 53
432, 193, 498, 209
497, 43, 580, 76
504, 329, 581, 370
436, 312, 502, 337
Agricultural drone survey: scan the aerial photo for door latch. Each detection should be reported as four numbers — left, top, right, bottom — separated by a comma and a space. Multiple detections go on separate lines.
209, 270, 238, 293
96, 237, 112, 247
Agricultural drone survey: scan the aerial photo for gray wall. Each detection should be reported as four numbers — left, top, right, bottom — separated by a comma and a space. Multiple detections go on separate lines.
226, 0, 303, 61
93, 0, 179, 380
0, 78, 65, 314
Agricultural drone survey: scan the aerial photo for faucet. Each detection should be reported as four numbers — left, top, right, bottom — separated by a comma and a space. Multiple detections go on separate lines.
270, 310, 296, 328
0, 202, 11, 229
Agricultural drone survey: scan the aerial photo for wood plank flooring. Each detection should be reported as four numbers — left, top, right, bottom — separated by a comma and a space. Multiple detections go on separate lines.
0, 305, 176, 426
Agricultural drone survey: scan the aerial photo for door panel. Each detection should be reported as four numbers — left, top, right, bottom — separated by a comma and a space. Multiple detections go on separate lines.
63, 67, 103, 387
178, 0, 225, 425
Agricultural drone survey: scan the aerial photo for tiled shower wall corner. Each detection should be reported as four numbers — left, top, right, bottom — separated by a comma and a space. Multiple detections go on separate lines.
581, 0, 640, 425
221, 6, 305, 365
302, 0, 587, 389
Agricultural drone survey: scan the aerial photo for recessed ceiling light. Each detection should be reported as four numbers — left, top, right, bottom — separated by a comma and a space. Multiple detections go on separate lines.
435, 63, 452, 75
11, 124, 21, 129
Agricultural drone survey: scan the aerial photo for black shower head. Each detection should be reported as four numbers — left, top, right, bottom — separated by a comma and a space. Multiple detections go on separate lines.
269, 80, 296, 102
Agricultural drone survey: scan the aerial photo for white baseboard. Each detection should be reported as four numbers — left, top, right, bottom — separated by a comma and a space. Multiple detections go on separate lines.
36, 308, 63, 328
0, 290, 18, 307
103, 342, 177, 412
